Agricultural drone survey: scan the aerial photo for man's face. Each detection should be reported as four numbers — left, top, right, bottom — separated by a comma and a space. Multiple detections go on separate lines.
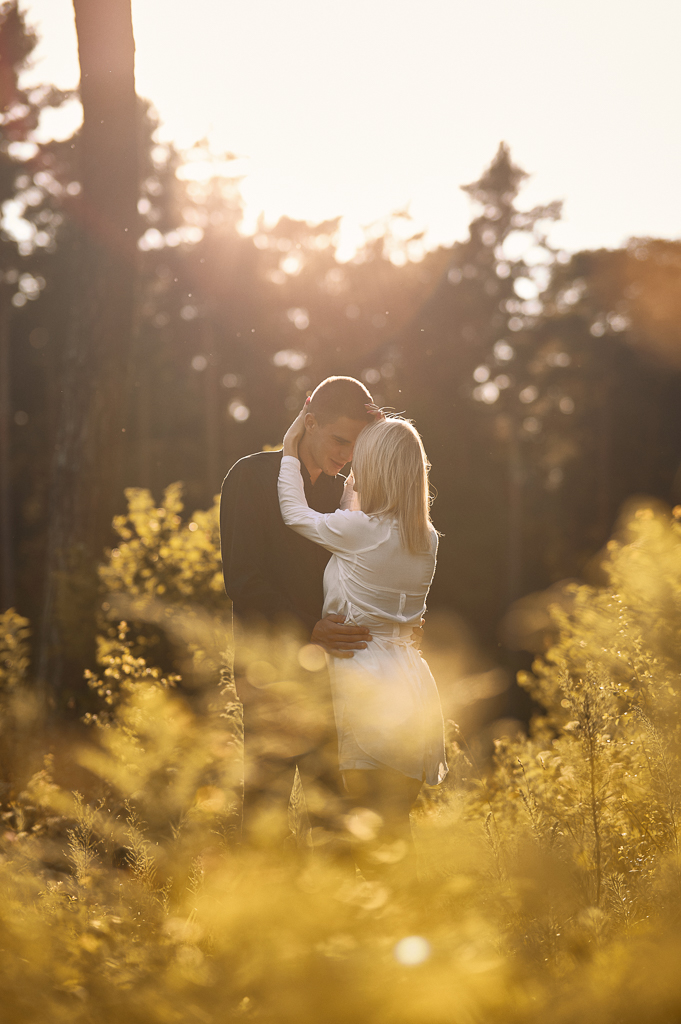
304, 414, 368, 476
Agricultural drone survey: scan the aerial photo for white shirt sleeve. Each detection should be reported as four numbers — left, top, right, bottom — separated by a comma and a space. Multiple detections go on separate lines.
340, 470, 360, 511
278, 456, 387, 555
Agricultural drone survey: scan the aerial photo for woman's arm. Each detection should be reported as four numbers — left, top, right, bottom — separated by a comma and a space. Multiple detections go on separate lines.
282, 402, 308, 459
278, 456, 376, 555
278, 455, 327, 536
340, 469, 360, 511
278, 406, 387, 555
278, 402, 332, 543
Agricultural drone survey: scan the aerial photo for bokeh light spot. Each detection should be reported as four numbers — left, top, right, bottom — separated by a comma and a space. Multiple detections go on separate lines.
229, 401, 251, 422
513, 277, 538, 300
273, 349, 307, 370
394, 936, 431, 965
286, 308, 309, 330
281, 254, 302, 275
493, 340, 514, 361
29, 327, 49, 349
473, 382, 499, 404
246, 660, 276, 687
298, 644, 327, 672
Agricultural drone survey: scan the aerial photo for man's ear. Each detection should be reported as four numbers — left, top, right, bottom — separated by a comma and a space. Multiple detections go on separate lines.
304, 412, 316, 432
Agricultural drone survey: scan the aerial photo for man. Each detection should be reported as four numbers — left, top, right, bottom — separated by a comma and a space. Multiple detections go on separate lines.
220, 376, 376, 844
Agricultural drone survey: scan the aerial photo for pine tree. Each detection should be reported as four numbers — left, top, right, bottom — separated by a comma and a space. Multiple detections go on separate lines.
0, 1, 70, 613
398, 143, 561, 636
39, 0, 138, 703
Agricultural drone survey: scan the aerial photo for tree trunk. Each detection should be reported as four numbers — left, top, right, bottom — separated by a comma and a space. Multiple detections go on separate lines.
134, 342, 152, 489
596, 371, 613, 544
0, 286, 14, 612
39, 0, 138, 704
204, 323, 221, 497
506, 431, 524, 608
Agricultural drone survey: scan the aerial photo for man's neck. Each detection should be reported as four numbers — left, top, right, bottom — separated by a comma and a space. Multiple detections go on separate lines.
297, 434, 322, 485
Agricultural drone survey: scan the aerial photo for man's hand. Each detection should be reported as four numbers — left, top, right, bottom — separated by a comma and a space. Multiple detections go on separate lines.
410, 617, 425, 651
311, 614, 372, 658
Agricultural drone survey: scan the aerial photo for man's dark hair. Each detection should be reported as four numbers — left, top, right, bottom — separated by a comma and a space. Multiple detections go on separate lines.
308, 376, 374, 426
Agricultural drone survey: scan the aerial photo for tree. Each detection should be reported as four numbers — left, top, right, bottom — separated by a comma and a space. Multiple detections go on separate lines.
531, 241, 681, 573
397, 145, 681, 662
39, 0, 138, 703
397, 144, 561, 639
0, 1, 69, 613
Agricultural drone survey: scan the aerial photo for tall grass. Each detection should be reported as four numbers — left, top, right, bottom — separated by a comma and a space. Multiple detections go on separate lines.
2, 499, 681, 1022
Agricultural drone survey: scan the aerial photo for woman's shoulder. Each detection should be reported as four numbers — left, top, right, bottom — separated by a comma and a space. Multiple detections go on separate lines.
328, 508, 386, 530
322, 507, 392, 544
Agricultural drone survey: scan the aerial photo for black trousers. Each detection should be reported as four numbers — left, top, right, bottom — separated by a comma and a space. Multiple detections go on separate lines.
237, 671, 346, 846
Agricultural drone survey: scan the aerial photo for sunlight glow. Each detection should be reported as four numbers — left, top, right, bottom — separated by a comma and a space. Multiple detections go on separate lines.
18, 0, 681, 255
394, 936, 431, 965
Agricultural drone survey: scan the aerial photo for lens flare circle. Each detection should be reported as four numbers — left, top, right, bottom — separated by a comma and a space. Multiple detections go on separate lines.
394, 935, 431, 965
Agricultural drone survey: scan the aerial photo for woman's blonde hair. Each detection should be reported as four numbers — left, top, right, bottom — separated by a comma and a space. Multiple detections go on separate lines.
351, 417, 434, 554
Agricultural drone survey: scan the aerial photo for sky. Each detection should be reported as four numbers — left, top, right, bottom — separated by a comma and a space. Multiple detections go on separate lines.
18, 0, 681, 258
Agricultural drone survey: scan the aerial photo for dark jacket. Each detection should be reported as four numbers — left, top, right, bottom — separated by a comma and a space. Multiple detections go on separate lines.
220, 449, 345, 638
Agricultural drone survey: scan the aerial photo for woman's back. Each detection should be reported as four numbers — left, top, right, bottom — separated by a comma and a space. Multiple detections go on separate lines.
321, 519, 438, 637
278, 453, 447, 787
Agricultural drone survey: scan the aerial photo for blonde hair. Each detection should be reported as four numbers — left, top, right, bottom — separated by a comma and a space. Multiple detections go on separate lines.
351, 417, 434, 554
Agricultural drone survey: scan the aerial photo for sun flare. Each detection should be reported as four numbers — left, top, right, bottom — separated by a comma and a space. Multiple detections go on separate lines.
20, 0, 681, 255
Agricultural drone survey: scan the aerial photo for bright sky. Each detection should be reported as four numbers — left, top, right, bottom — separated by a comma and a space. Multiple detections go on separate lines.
19, 0, 681, 257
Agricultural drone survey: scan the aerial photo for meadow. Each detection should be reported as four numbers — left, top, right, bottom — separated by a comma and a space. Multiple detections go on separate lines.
2, 489, 681, 1023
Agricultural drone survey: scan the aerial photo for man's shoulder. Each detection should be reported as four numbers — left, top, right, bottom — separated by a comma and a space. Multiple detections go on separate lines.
230, 449, 282, 473
222, 449, 282, 489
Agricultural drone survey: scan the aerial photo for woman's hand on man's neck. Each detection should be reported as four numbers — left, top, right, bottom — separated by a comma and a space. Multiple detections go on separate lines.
297, 432, 323, 484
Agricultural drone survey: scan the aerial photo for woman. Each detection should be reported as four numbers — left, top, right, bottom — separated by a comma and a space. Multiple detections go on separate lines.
278, 402, 447, 870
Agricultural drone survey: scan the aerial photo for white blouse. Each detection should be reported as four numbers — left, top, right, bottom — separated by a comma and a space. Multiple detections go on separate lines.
277, 456, 447, 784
277, 456, 438, 637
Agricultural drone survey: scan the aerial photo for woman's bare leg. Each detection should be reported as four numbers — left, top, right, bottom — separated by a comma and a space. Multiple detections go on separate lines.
343, 768, 422, 882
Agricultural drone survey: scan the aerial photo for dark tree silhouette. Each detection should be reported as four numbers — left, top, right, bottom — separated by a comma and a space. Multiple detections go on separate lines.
396, 144, 561, 636
39, 0, 138, 701
0, 1, 68, 613
0, 4, 42, 613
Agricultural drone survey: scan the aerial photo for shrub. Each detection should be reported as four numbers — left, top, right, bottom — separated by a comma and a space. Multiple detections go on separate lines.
2, 505, 681, 1021
0, 609, 37, 796
98, 482, 229, 695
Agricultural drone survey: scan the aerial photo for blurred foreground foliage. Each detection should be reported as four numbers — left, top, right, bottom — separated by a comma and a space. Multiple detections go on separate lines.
100, 483, 223, 610
2, 505, 681, 1020
97, 482, 227, 696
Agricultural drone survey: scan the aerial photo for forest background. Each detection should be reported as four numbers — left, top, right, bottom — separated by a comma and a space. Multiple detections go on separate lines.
1, 0, 681, 714
3, 4, 681, 1022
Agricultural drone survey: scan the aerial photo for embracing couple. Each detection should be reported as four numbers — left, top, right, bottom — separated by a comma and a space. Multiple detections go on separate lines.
220, 376, 447, 867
